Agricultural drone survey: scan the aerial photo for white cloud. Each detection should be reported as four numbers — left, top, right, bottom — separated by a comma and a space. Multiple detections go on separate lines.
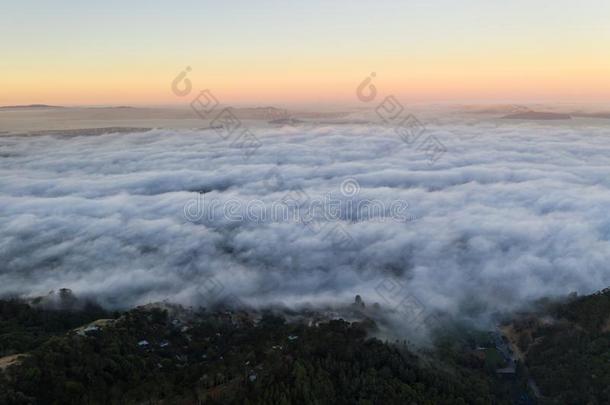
1, 122, 610, 329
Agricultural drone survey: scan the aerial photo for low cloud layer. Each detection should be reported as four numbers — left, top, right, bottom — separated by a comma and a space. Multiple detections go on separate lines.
2, 121, 610, 329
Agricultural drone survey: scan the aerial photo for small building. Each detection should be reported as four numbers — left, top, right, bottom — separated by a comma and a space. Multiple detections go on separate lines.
76, 325, 101, 336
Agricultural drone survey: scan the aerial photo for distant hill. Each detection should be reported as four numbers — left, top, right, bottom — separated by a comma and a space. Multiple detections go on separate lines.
501, 111, 572, 120
461, 104, 532, 114
85, 106, 135, 109
0, 104, 64, 110
570, 111, 610, 119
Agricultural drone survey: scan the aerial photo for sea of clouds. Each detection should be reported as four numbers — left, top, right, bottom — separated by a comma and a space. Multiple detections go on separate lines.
1, 121, 610, 330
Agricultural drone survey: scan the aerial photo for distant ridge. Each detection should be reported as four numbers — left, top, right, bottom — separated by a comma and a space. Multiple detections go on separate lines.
501, 111, 571, 120
570, 111, 610, 119
0, 104, 64, 110
86, 106, 135, 109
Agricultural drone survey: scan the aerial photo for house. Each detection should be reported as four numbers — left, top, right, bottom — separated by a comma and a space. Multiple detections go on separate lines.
496, 364, 517, 376
76, 325, 100, 336
74, 319, 115, 336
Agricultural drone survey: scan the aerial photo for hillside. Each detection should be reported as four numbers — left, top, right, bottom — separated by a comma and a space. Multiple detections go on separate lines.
503, 289, 610, 404
5, 287, 610, 404
0, 297, 518, 405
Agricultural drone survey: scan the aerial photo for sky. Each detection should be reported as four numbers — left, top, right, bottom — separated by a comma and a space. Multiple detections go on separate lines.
1, 0, 610, 106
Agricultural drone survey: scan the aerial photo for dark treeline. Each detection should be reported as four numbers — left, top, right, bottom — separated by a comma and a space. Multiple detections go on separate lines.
3, 288, 610, 404
0, 298, 516, 405
511, 290, 610, 404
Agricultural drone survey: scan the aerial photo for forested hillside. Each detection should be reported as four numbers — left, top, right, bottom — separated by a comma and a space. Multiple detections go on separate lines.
0, 298, 515, 404
505, 289, 610, 404
7, 288, 610, 404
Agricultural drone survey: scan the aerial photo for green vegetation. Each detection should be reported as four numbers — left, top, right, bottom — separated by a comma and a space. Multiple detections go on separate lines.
0, 300, 517, 405
0, 295, 111, 356
3, 288, 610, 404
509, 289, 610, 404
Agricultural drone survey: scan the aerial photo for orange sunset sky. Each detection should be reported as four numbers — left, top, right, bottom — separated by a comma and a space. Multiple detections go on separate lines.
2, 0, 609, 106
